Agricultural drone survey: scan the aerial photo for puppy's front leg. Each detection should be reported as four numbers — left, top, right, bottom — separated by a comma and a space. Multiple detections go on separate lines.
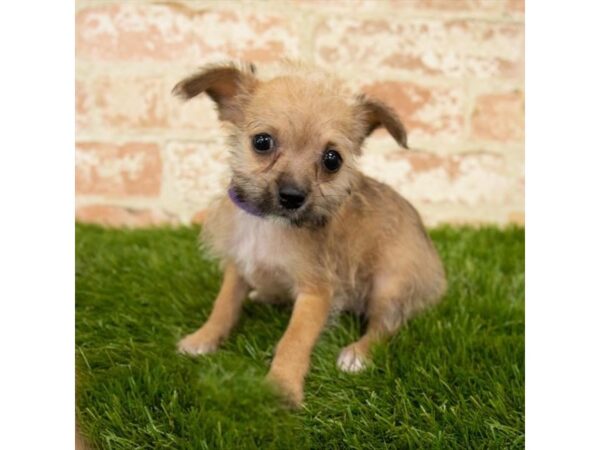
178, 263, 248, 355
267, 289, 331, 406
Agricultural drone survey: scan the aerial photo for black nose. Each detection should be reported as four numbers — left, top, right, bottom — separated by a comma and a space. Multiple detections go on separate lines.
278, 185, 306, 210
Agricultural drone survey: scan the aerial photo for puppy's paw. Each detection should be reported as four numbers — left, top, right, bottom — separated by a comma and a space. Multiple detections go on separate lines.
249, 289, 285, 305
266, 369, 304, 408
177, 330, 219, 356
337, 344, 368, 373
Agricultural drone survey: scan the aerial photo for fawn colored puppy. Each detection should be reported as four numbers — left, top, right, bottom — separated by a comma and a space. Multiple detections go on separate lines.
174, 62, 446, 406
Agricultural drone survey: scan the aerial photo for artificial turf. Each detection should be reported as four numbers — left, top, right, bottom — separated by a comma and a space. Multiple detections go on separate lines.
76, 223, 524, 449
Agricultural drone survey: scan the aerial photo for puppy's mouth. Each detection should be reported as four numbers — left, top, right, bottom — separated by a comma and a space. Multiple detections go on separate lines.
274, 203, 328, 229
228, 184, 328, 228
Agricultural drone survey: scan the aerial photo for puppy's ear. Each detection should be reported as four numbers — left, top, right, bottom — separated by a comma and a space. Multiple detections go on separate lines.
172, 62, 257, 125
355, 95, 408, 149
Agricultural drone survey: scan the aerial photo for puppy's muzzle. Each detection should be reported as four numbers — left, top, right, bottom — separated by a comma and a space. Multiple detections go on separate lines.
278, 184, 307, 210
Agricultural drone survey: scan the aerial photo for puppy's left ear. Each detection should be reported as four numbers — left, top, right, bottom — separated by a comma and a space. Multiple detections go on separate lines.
172, 62, 257, 126
355, 95, 408, 149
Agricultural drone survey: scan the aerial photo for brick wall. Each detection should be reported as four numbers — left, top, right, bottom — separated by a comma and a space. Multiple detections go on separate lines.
75, 0, 524, 227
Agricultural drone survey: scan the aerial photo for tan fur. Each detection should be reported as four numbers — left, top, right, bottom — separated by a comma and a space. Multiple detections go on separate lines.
174, 61, 446, 406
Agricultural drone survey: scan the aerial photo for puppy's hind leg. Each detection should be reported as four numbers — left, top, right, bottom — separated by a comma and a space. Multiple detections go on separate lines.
178, 263, 248, 355
337, 274, 418, 373
336, 304, 403, 373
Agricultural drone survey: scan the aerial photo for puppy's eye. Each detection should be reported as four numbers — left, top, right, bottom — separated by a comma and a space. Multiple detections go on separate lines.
322, 149, 343, 173
252, 133, 274, 153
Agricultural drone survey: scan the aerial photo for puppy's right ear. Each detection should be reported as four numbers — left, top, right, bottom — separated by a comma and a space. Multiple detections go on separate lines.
172, 62, 257, 125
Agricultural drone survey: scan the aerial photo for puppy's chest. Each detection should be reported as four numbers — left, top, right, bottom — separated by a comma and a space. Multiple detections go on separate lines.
228, 213, 296, 283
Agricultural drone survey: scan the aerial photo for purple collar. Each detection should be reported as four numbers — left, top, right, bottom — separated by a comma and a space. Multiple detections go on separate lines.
227, 186, 264, 217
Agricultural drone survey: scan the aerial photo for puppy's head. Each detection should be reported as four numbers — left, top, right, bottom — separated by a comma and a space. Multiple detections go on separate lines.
173, 62, 408, 228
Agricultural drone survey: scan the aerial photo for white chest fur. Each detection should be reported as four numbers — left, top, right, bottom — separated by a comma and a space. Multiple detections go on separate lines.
228, 211, 295, 286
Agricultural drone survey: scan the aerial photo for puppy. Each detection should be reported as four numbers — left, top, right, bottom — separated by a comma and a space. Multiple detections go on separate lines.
174, 62, 446, 406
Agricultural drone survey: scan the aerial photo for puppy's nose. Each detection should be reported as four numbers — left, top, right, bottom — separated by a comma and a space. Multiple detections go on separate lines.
278, 185, 307, 210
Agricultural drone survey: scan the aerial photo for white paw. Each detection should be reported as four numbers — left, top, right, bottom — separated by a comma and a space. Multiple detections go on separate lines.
177, 334, 218, 356
336, 346, 368, 373
248, 289, 284, 305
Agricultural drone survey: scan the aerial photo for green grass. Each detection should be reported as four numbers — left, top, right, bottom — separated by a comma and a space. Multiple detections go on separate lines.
76, 224, 524, 449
